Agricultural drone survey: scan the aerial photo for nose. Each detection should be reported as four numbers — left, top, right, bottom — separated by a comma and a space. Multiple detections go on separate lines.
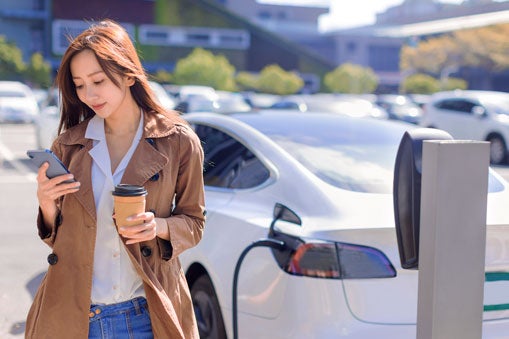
84, 85, 98, 101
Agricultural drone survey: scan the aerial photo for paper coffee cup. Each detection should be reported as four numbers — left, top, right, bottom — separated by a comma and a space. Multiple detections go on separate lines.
112, 184, 147, 228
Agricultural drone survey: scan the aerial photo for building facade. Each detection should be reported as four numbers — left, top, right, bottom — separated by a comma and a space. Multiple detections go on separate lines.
330, 0, 509, 92
0, 0, 51, 62
0, 0, 333, 92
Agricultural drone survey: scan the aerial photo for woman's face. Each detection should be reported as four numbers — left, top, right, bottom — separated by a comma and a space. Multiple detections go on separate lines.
70, 49, 135, 120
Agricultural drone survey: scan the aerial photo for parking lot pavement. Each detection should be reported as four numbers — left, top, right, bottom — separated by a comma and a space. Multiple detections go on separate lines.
0, 124, 47, 338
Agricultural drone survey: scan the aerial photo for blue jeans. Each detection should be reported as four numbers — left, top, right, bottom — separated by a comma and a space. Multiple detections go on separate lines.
88, 297, 153, 339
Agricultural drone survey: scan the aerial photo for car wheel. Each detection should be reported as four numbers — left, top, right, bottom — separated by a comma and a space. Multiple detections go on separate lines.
191, 275, 227, 339
489, 136, 507, 165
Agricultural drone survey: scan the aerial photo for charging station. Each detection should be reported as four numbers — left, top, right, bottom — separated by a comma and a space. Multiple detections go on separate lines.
394, 129, 490, 339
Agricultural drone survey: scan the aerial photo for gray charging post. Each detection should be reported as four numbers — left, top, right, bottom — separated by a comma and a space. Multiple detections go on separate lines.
417, 140, 489, 339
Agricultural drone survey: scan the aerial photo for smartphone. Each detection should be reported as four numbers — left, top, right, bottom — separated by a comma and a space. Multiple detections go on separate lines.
27, 149, 76, 183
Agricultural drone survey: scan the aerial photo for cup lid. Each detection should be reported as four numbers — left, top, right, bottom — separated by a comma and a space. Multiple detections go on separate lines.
112, 184, 147, 197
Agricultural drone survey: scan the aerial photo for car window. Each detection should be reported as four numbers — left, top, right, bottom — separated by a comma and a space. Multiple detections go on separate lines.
0, 90, 26, 98
435, 99, 476, 114
192, 124, 270, 189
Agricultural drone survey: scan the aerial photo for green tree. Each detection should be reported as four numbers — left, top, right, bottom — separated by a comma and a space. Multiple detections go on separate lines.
441, 77, 468, 91
235, 71, 259, 91
172, 47, 237, 91
25, 53, 51, 88
400, 23, 509, 77
401, 73, 440, 94
151, 69, 173, 84
257, 64, 303, 95
324, 63, 378, 94
0, 35, 25, 80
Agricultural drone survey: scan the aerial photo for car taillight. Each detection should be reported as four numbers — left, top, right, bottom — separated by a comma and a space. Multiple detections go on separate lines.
271, 234, 396, 279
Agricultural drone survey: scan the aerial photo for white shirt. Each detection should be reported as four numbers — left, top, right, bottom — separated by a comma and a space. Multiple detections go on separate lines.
85, 113, 145, 305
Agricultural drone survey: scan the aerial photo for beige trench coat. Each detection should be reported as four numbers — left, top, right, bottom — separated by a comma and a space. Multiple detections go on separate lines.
25, 110, 205, 338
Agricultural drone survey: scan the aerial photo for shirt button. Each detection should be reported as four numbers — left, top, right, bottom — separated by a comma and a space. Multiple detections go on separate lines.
113, 285, 118, 290
95, 309, 101, 315
89, 312, 95, 318
113, 252, 119, 258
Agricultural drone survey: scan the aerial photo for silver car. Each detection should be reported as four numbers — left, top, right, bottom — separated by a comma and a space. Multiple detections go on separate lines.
0, 81, 39, 123
420, 90, 509, 165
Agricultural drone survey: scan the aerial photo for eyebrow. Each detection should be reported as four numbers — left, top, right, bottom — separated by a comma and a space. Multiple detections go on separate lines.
72, 70, 104, 80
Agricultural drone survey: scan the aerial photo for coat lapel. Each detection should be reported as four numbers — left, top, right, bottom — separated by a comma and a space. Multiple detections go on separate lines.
69, 141, 97, 222
121, 110, 173, 185
121, 139, 168, 186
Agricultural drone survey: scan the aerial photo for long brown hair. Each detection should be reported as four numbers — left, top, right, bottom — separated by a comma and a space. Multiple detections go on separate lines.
56, 19, 174, 134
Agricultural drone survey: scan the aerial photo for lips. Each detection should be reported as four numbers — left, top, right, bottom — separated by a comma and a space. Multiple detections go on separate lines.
91, 103, 105, 111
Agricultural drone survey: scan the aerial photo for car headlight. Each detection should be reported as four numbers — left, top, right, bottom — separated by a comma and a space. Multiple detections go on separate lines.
271, 232, 397, 279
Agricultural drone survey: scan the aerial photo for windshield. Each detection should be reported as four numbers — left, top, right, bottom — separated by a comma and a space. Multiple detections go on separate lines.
237, 112, 504, 194
480, 95, 509, 116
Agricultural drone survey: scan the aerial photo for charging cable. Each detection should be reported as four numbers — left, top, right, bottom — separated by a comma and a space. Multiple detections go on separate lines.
232, 238, 286, 339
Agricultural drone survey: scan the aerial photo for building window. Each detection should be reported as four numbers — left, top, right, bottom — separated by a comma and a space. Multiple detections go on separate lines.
368, 45, 400, 72
258, 11, 271, 20
139, 24, 250, 50
33, 0, 45, 10
346, 41, 357, 54
52, 20, 135, 55
30, 27, 44, 54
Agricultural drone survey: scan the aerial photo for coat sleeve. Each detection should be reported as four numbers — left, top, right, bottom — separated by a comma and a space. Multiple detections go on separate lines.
35, 140, 64, 247
159, 124, 206, 259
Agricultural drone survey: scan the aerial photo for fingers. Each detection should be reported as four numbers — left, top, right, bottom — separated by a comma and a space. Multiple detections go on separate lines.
37, 163, 80, 204
118, 212, 157, 244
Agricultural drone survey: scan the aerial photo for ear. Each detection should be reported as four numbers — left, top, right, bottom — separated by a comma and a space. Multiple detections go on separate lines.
126, 76, 135, 87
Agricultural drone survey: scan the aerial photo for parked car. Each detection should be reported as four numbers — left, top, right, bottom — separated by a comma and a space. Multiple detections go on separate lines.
376, 94, 423, 124
420, 90, 509, 164
0, 81, 40, 123
148, 81, 176, 111
180, 111, 509, 339
408, 93, 431, 108
175, 91, 252, 114
269, 94, 388, 120
34, 88, 60, 149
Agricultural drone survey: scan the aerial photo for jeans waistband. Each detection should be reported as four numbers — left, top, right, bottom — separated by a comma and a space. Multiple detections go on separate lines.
89, 297, 147, 319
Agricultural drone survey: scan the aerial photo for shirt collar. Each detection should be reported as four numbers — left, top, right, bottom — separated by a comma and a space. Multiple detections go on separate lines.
85, 114, 106, 141
84, 112, 144, 142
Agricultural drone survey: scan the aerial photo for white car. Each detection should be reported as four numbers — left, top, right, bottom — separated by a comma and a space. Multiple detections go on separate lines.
148, 81, 176, 111
420, 90, 509, 164
0, 81, 39, 123
180, 111, 509, 338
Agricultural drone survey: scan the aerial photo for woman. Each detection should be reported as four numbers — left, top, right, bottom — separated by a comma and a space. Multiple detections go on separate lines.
26, 19, 205, 338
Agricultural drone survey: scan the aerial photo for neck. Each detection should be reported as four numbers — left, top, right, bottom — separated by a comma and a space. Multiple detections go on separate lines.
105, 107, 141, 136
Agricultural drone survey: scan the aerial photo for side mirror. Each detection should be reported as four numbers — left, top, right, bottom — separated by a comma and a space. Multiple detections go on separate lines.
393, 128, 452, 269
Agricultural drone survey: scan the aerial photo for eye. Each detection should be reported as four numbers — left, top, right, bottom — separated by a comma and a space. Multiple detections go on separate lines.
94, 79, 104, 85
75, 84, 84, 90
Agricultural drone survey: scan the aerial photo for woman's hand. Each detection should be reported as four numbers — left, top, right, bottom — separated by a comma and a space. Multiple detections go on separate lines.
117, 211, 163, 245
36, 162, 80, 226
